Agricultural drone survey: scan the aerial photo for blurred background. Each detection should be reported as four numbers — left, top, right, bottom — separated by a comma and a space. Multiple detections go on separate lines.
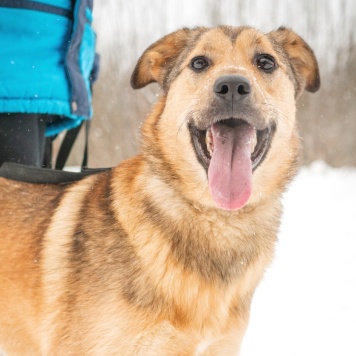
65, 0, 356, 168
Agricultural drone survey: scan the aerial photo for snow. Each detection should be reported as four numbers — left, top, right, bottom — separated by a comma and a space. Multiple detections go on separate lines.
241, 161, 356, 356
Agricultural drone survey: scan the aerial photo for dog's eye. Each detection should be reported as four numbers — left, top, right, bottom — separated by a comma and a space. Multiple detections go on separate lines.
256, 54, 277, 73
190, 56, 210, 71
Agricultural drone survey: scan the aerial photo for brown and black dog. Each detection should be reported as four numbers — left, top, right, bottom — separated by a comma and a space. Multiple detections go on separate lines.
0, 26, 319, 355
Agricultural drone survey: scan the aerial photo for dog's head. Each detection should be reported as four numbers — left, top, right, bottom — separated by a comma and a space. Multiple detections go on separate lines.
131, 26, 320, 211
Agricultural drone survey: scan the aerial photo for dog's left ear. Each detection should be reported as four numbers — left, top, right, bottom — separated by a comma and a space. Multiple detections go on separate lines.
268, 27, 320, 96
131, 27, 206, 90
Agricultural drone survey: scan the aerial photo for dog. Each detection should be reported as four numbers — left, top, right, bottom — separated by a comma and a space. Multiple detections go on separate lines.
0, 26, 319, 355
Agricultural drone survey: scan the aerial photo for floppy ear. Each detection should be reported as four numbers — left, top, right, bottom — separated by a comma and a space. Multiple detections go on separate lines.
131, 27, 205, 90
268, 27, 320, 96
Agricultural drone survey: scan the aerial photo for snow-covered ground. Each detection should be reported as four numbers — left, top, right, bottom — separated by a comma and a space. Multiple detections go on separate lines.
241, 161, 356, 356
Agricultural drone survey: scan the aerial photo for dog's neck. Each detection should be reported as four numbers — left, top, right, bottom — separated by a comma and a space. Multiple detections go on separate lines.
128, 96, 285, 284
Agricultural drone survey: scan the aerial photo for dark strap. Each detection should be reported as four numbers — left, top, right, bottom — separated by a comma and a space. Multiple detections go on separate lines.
0, 0, 73, 19
82, 119, 90, 169
0, 162, 111, 184
55, 121, 89, 170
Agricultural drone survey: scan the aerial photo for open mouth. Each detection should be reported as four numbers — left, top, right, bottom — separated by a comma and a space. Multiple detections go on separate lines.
188, 118, 275, 211
189, 118, 275, 172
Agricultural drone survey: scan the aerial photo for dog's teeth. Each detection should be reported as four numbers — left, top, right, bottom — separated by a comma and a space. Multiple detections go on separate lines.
205, 129, 213, 157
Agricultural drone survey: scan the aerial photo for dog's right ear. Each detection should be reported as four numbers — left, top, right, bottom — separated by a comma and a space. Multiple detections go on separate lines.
131, 28, 205, 90
268, 27, 320, 97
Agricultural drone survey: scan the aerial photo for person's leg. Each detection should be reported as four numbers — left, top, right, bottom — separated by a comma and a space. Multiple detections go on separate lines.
0, 113, 46, 167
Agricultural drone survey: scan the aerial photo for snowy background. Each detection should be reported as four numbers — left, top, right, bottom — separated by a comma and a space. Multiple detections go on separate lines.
241, 162, 356, 356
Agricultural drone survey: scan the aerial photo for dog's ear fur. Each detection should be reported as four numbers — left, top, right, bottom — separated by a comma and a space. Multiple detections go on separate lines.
131, 27, 206, 90
268, 27, 320, 96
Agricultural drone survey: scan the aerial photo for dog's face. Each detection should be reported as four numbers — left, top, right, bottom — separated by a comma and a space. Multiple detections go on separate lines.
132, 26, 320, 211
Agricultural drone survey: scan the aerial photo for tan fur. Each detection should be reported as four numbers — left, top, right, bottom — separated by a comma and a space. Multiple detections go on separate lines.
0, 26, 319, 355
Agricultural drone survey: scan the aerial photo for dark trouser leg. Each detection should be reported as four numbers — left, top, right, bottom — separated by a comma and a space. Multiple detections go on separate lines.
0, 113, 46, 167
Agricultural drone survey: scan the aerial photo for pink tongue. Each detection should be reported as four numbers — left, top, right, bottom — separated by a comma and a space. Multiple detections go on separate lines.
208, 122, 255, 211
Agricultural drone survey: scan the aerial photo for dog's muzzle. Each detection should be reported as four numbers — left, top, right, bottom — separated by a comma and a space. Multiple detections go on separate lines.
187, 74, 276, 210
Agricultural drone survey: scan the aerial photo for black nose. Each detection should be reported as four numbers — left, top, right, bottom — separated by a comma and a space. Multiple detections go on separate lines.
213, 75, 251, 100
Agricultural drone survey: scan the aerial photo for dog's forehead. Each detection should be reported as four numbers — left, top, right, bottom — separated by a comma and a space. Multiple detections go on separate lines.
190, 27, 276, 61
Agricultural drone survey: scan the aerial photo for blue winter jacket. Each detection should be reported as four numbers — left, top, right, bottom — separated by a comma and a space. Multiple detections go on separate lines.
0, 0, 98, 136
